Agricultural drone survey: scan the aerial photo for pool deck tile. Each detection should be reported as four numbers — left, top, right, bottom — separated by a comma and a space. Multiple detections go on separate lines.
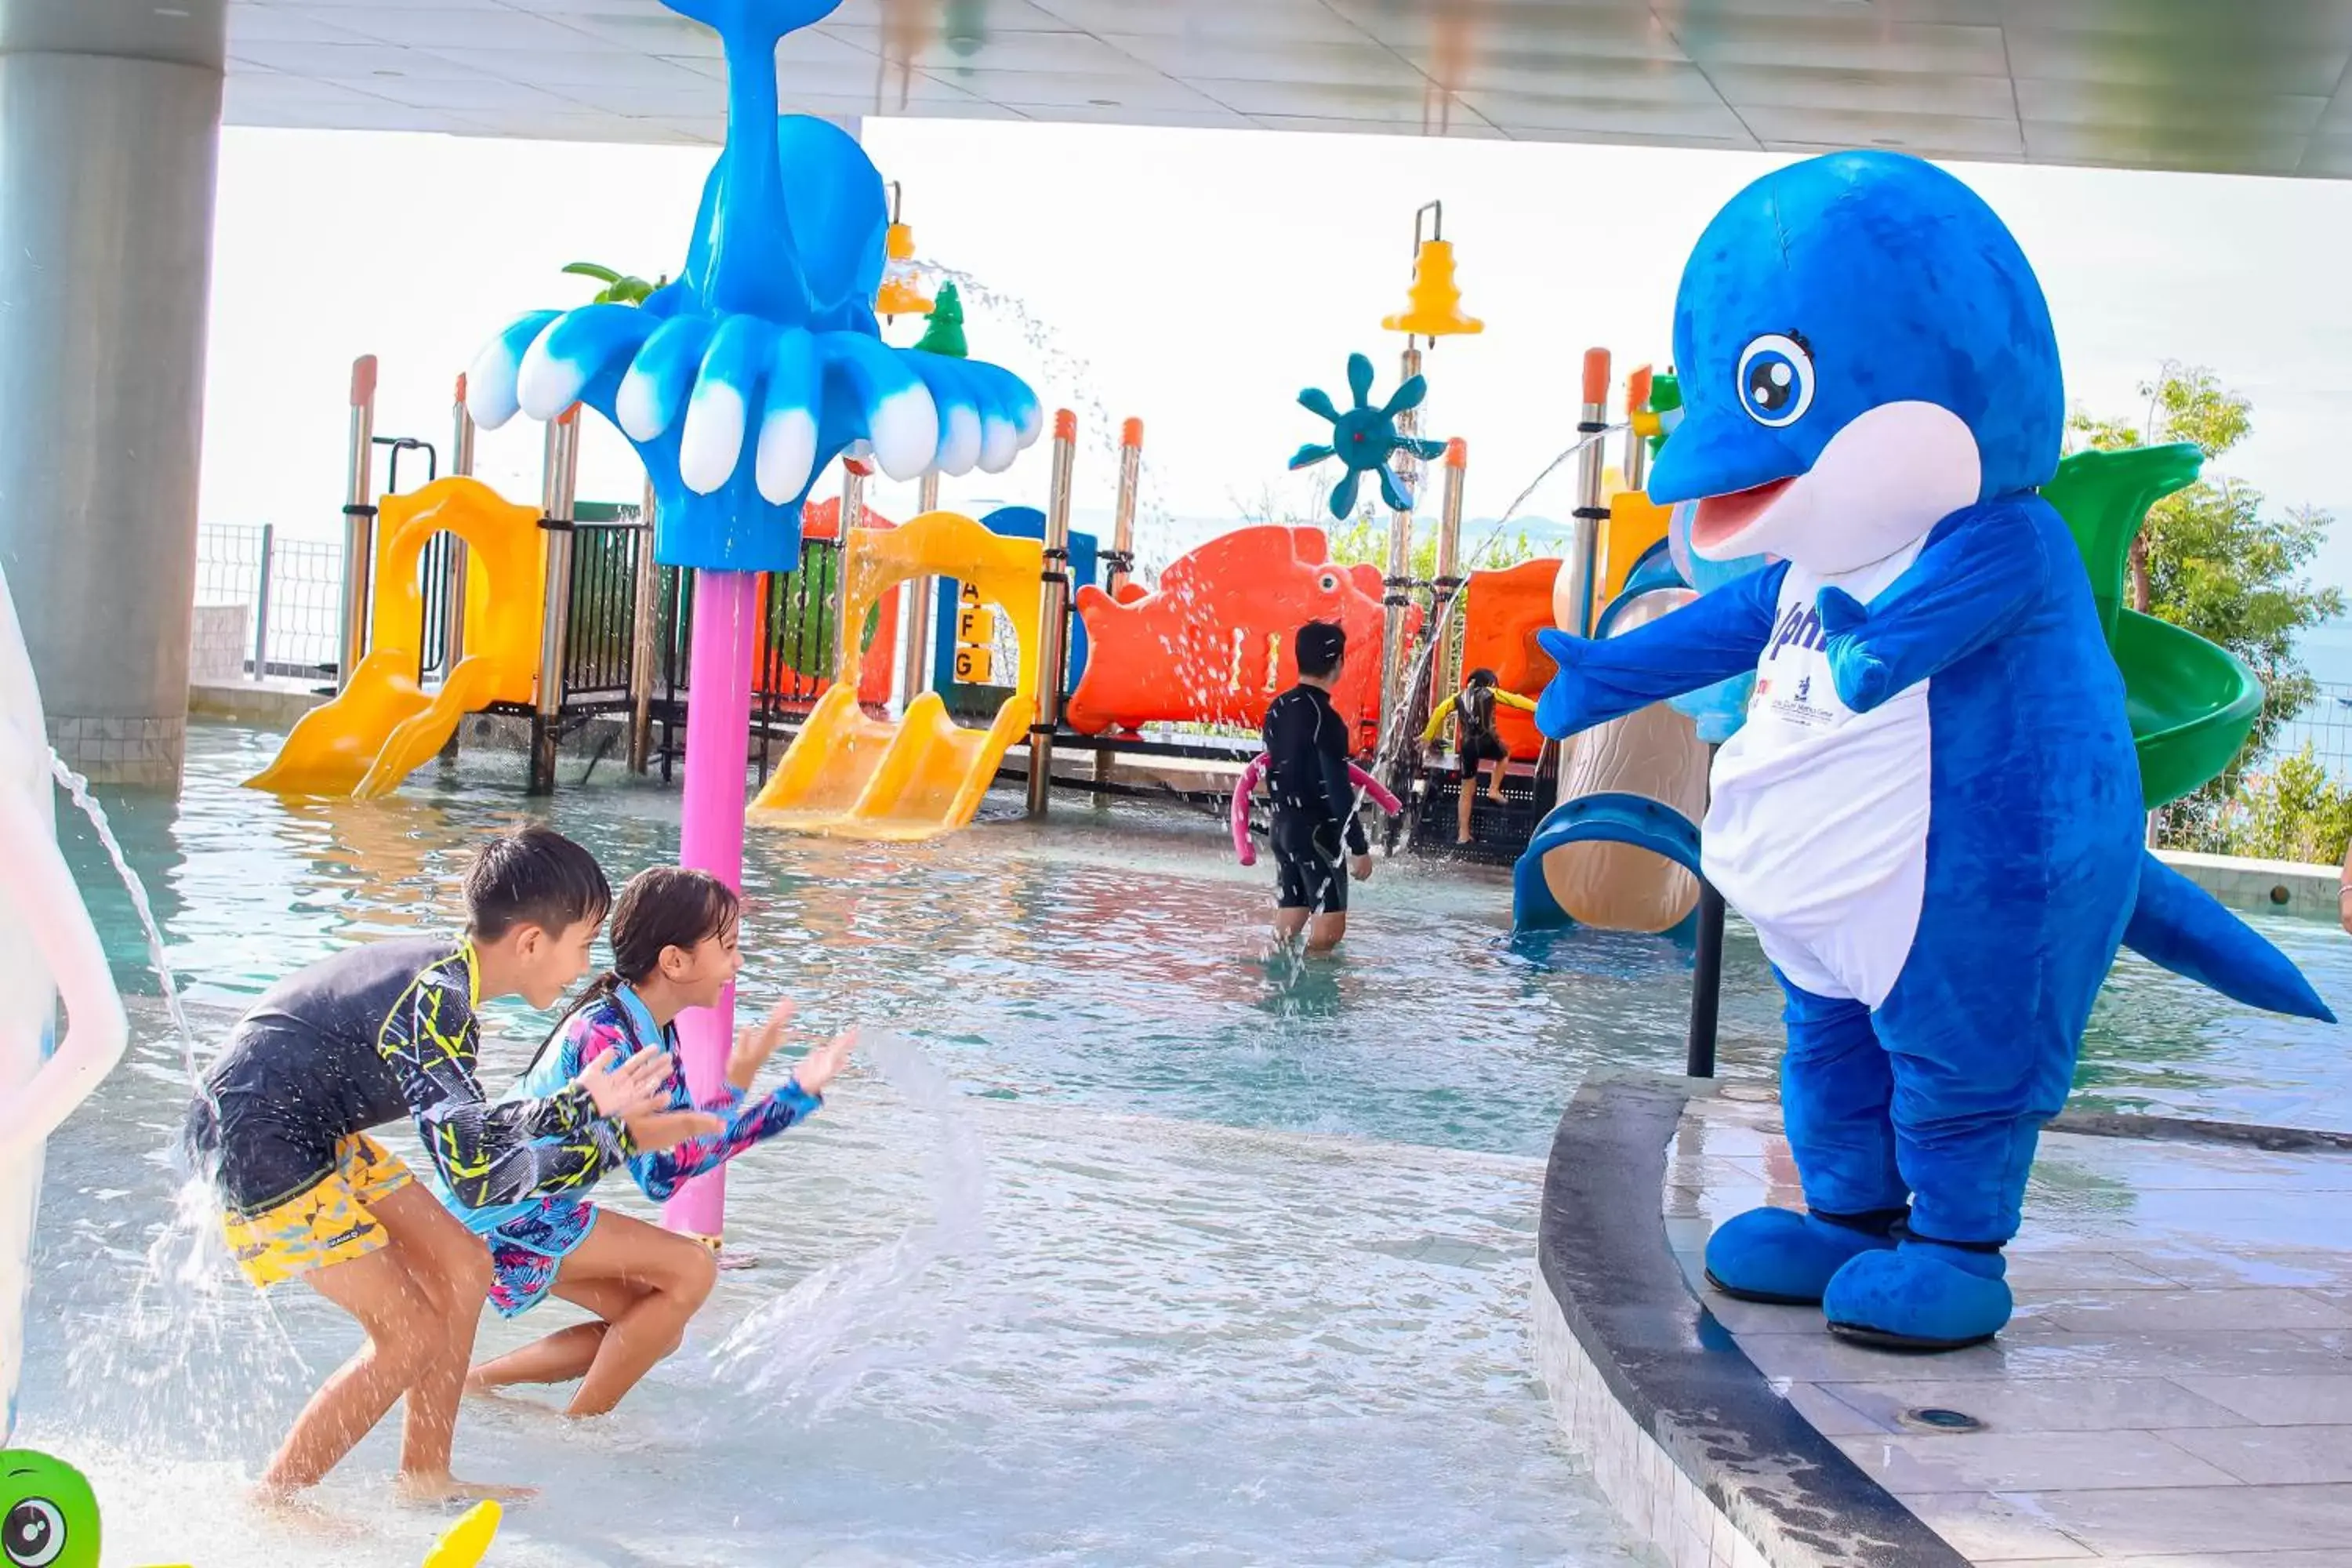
1671, 1092, 2352, 1563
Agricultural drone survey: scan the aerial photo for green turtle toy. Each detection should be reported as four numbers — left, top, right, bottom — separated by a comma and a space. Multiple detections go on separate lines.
2, 1450, 98, 1568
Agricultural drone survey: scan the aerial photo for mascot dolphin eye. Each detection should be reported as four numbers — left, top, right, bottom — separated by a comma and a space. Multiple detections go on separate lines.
1737, 333, 1814, 428
3, 1498, 67, 1568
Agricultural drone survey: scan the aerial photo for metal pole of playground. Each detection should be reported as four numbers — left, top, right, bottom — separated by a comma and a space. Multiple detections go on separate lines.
447, 378, 476, 666
1622, 368, 1652, 499
1108, 419, 1142, 599
900, 471, 942, 715
1381, 345, 1425, 729
1558, 348, 1613, 807
529, 407, 582, 795
1096, 417, 1144, 791
441, 377, 477, 764
336, 355, 379, 693
1026, 409, 1078, 818
1425, 437, 1468, 717
830, 459, 867, 679
1687, 744, 1725, 1080
251, 524, 275, 683
626, 478, 661, 775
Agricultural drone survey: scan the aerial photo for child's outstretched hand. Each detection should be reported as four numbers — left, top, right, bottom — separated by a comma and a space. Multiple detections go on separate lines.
790, 1028, 858, 1098
728, 998, 797, 1092
577, 1047, 673, 1121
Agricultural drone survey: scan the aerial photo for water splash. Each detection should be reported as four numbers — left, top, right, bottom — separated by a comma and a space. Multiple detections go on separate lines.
702, 1031, 994, 1421
49, 751, 201, 1087
916, 262, 1178, 583
1356, 423, 1623, 811
44, 756, 295, 1465
60, 1173, 307, 1465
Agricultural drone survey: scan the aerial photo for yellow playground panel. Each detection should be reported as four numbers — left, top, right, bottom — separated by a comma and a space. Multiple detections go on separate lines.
246, 476, 545, 798
751, 510, 1042, 840
1597, 480, 1673, 606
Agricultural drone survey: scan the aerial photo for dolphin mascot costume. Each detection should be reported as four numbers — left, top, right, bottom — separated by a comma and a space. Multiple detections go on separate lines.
0, 562, 128, 1439
1535, 151, 2332, 1350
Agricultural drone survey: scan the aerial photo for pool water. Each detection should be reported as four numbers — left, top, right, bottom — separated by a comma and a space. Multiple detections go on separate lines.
17, 724, 2352, 1564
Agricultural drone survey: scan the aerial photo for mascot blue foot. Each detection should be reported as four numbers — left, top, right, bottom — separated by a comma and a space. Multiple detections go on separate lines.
1824, 1240, 2011, 1351
1704, 1207, 1900, 1305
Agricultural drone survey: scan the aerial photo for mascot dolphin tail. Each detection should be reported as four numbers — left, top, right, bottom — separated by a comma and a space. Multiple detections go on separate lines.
2125, 853, 2335, 1021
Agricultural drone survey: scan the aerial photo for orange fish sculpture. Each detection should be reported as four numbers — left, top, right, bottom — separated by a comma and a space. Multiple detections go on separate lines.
1065, 526, 1405, 735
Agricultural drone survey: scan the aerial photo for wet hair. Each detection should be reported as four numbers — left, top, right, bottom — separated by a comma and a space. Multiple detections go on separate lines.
605, 866, 741, 985
1294, 620, 1347, 680
465, 825, 612, 942
1466, 668, 1499, 689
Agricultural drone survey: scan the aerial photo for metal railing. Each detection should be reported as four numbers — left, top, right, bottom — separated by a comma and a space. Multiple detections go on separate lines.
2151, 677, 2352, 855
2267, 679, 2352, 780
560, 514, 650, 704
194, 524, 347, 681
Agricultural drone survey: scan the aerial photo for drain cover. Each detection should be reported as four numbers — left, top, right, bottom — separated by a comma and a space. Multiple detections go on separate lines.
1904, 1406, 1985, 1432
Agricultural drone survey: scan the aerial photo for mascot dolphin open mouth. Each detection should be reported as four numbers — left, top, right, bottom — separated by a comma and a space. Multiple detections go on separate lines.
1691, 476, 1795, 554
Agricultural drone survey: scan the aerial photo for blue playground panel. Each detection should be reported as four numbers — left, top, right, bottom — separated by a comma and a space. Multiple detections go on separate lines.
931, 506, 1098, 714
1512, 789, 1704, 945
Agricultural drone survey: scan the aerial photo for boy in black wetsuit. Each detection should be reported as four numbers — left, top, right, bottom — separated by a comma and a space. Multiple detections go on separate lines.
184, 826, 718, 1504
1261, 620, 1373, 950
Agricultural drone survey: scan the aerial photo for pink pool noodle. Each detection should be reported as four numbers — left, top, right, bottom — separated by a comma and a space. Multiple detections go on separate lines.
1230, 754, 1402, 866
663, 568, 761, 1240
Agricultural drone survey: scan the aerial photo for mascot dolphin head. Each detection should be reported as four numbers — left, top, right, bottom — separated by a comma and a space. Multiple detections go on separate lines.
1650, 151, 2063, 575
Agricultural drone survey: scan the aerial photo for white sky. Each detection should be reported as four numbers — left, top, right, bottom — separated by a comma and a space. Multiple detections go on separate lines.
201, 117, 2352, 587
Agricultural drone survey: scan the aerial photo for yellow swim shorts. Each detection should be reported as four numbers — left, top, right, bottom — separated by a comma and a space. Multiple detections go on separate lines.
222, 1133, 414, 1289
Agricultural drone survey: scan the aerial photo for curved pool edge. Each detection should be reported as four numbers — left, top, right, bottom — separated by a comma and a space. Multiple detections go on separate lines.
1530, 1071, 1968, 1568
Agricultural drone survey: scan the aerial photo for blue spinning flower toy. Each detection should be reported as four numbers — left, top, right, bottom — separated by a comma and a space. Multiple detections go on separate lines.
1288, 353, 1448, 520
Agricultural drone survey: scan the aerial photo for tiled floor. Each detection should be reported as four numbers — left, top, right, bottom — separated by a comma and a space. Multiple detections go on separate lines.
1670, 1088, 2352, 1565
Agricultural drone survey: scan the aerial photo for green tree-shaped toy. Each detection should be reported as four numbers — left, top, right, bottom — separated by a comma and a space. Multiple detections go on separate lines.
913, 281, 968, 358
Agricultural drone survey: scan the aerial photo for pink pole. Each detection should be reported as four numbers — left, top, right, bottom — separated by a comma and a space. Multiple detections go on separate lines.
663, 567, 760, 1240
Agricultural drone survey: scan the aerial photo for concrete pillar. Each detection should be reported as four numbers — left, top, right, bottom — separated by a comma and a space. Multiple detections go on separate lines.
0, 0, 226, 786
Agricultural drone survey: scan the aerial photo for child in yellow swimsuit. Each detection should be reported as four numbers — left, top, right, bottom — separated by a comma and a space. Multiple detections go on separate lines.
1422, 668, 1537, 843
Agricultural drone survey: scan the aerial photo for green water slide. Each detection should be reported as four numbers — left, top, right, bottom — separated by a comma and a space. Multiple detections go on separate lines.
2041, 443, 2263, 809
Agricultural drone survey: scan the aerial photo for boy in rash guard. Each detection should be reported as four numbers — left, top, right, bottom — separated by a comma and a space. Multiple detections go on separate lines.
1260, 619, 1374, 951
183, 826, 720, 1504
452, 866, 855, 1418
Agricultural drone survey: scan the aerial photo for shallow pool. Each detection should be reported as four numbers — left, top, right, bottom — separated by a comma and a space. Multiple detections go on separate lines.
17, 724, 2351, 1564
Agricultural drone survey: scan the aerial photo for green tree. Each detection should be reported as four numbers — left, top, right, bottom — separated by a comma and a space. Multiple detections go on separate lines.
2069, 364, 2342, 795
2215, 746, 2352, 866
1234, 481, 1539, 581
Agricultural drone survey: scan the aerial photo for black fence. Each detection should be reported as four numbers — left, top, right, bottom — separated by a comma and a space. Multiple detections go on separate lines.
615, 532, 855, 783
561, 514, 648, 705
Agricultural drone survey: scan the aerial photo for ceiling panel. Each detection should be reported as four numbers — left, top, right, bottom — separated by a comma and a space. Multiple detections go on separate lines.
1458, 89, 1750, 140
1744, 104, 2026, 158
2023, 119, 2312, 177
203, 0, 2352, 179
1673, 18, 2010, 76
1030, 0, 1370, 44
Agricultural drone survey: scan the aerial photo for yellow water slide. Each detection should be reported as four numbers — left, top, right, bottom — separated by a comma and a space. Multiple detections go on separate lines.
245, 477, 545, 798
750, 510, 1041, 840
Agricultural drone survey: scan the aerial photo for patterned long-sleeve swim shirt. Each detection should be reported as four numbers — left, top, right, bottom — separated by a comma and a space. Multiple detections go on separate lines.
445, 981, 821, 1240
187, 936, 630, 1215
